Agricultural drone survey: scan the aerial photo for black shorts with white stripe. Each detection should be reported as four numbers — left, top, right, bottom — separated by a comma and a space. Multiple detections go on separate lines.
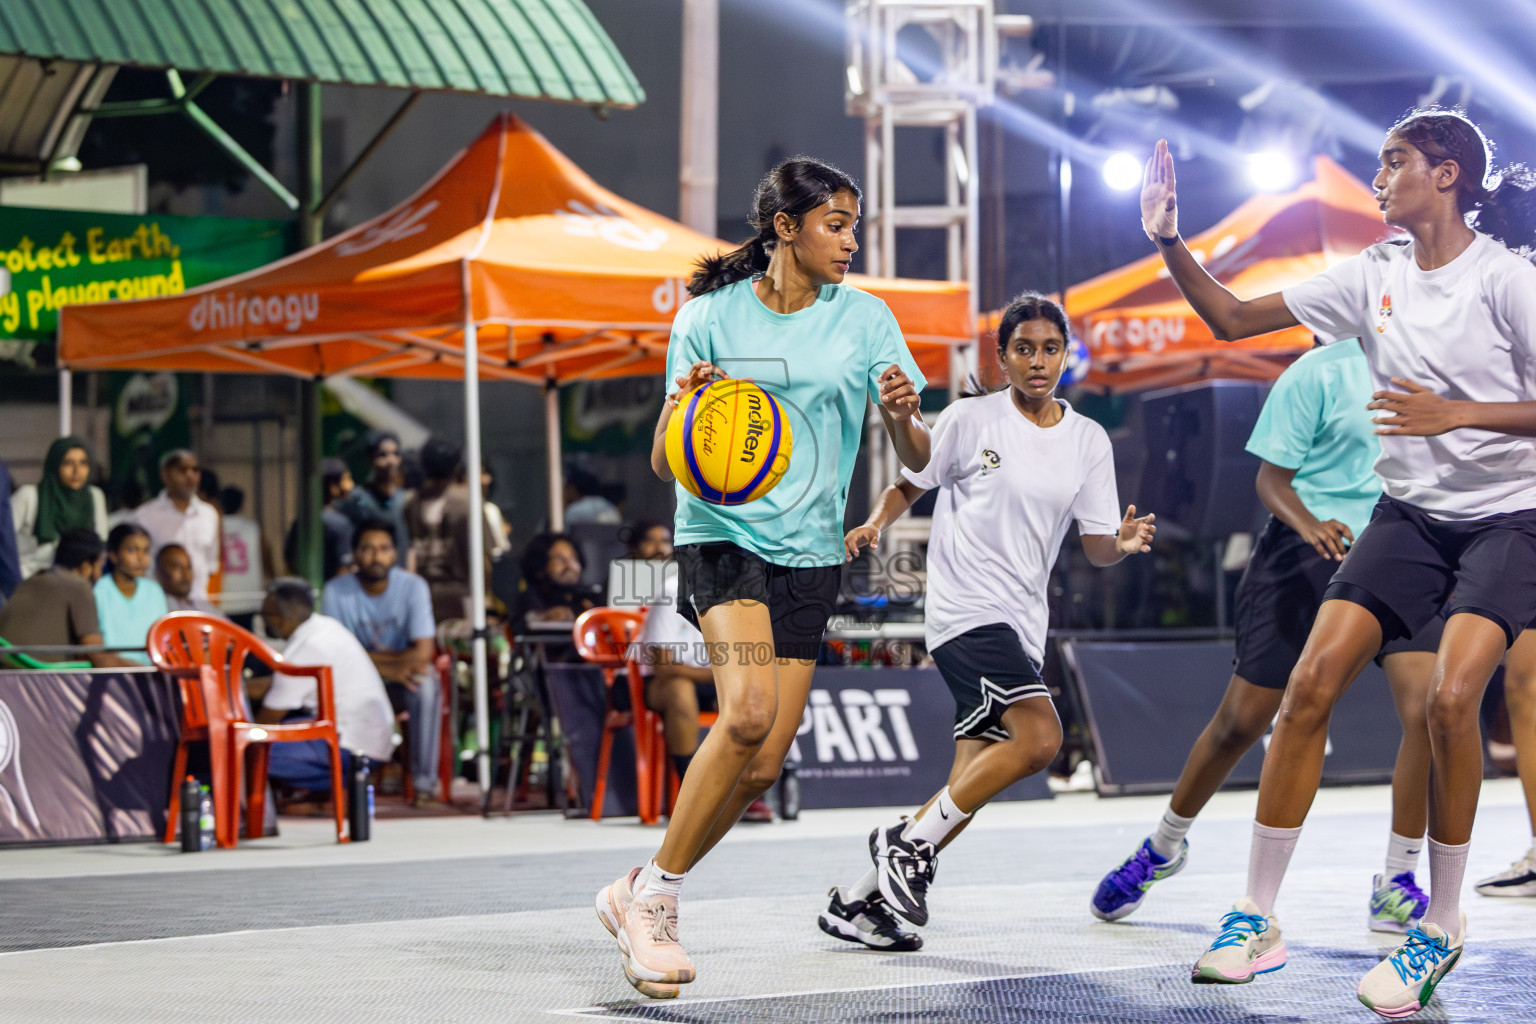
930, 623, 1049, 742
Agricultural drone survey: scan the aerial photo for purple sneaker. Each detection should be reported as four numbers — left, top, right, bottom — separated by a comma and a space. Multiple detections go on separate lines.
1091, 837, 1188, 921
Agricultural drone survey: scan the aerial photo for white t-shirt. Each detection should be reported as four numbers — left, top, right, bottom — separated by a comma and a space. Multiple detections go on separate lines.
902, 391, 1121, 664
1282, 232, 1536, 518
265, 613, 396, 762
132, 492, 222, 599
637, 573, 709, 675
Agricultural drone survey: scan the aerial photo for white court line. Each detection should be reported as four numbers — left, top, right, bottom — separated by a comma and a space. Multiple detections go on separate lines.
545, 962, 1158, 1020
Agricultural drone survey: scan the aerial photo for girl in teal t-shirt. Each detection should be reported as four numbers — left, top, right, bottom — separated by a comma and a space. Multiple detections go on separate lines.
94, 523, 168, 664
597, 158, 931, 997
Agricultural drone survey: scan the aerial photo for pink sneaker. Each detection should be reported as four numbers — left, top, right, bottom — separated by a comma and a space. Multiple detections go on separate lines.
619, 891, 696, 988
595, 868, 680, 999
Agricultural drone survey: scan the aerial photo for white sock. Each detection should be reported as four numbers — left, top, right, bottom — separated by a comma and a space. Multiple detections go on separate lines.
638, 858, 685, 901
843, 866, 880, 903
1148, 807, 1195, 860
1423, 838, 1469, 935
1384, 831, 1424, 878
1246, 822, 1302, 917
906, 787, 972, 847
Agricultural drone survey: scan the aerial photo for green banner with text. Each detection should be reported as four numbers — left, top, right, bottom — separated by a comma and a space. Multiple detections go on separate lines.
0, 206, 290, 341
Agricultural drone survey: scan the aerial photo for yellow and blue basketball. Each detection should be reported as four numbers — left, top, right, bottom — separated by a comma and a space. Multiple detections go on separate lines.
665, 379, 792, 505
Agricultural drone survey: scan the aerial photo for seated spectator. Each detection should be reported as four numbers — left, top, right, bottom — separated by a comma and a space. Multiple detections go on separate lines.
156, 543, 222, 615
256, 578, 397, 796
322, 520, 440, 805
285, 458, 355, 580
625, 518, 674, 561
563, 463, 621, 525
216, 485, 269, 629
512, 532, 602, 631
133, 450, 221, 602
637, 570, 773, 822
404, 437, 490, 622
337, 431, 410, 559
11, 436, 109, 580
93, 524, 168, 664
0, 528, 134, 668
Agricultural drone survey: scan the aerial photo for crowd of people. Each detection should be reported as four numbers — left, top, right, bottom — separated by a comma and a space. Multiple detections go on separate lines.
0, 427, 706, 814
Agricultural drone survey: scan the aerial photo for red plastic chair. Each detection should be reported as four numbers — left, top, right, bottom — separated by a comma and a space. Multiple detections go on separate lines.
148, 611, 347, 848
571, 608, 660, 823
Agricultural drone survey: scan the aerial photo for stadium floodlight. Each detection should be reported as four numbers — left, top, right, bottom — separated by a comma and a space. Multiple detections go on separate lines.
1102, 151, 1143, 192
1247, 151, 1299, 193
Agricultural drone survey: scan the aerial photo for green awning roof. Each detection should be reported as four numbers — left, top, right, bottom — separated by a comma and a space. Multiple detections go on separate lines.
0, 0, 644, 107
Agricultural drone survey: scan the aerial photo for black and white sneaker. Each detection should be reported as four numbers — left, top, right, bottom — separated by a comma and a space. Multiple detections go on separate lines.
817, 887, 924, 951
869, 819, 937, 926
1474, 849, 1536, 897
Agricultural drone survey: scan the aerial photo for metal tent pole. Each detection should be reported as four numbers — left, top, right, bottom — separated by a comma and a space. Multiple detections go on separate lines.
58, 367, 72, 436
546, 382, 564, 531
462, 305, 492, 797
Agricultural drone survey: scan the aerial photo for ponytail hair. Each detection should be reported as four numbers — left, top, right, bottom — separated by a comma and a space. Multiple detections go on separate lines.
688, 157, 862, 297
1390, 106, 1536, 254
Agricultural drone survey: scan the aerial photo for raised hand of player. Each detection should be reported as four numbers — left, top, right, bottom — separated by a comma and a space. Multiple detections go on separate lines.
1369, 378, 1463, 436
1299, 518, 1353, 561
1116, 505, 1156, 555
843, 523, 881, 561
672, 360, 727, 399
877, 364, 920, 420
1141, 139, 1179, 242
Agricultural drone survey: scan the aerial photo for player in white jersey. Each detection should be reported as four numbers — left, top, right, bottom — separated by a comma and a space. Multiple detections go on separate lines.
1142, 108, 1536, 1017
817, 292, 1155, 944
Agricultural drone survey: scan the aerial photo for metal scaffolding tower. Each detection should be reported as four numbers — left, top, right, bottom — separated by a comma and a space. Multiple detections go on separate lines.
846, 0, 992, 544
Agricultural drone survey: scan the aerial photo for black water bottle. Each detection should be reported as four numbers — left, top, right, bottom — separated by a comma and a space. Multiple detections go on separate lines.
778, 757, 801, 821
348, 756, 374, 842
179, 776, 201, 852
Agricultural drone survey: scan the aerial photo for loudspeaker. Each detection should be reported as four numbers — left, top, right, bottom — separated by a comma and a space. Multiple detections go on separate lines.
1138, 379, 1270, 540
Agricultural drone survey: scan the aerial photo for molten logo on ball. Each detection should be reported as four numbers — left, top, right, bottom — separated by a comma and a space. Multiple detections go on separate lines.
666, 379, 793, 505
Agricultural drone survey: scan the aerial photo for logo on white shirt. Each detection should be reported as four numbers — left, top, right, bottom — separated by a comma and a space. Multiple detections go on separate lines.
1375, 293, 1393, 333
981, 448, 1001, 473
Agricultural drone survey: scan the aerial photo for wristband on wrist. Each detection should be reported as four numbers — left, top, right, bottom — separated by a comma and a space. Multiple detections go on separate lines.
1158, 233, 1179, 247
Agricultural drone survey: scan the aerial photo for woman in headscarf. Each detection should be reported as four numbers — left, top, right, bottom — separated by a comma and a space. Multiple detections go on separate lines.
10, 436, 108, 579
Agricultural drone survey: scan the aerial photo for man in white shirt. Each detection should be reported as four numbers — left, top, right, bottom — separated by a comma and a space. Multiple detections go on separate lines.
132, 450, 221, 602
257, 578, 396, 793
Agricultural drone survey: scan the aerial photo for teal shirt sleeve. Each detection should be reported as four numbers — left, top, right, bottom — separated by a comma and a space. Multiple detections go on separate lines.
665, 300, 710, 399
1245, 362, 1323, 470
865, 302, 928, 403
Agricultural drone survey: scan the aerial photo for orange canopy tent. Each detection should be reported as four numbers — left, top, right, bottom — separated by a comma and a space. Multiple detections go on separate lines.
58, 112, 971, 387
979, 156, 1398, 393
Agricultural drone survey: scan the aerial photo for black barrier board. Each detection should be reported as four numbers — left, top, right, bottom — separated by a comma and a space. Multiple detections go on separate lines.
1063, 640, 1401, 795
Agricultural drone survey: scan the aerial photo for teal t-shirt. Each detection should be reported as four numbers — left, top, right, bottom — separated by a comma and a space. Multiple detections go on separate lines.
665, 278, 927, 565
1244, 339, 1381, 538
93, 574, 169, 664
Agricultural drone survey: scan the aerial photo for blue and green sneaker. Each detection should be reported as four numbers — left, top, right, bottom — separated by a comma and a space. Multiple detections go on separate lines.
1091, 837, 1188, 921
1369, 871, 1429, 933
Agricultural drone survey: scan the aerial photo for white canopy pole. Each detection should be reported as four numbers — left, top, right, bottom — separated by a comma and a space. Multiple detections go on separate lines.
679, 0, 718, 236
462, 303, 492, 797
546, 381, 564, 531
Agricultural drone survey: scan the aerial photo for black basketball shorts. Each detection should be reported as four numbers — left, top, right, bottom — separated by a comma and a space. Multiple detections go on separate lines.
930, 623, 1049, 742
1325, 496, 1536, 648
674, 541, 840, 662
1233, 515, 1442, 689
